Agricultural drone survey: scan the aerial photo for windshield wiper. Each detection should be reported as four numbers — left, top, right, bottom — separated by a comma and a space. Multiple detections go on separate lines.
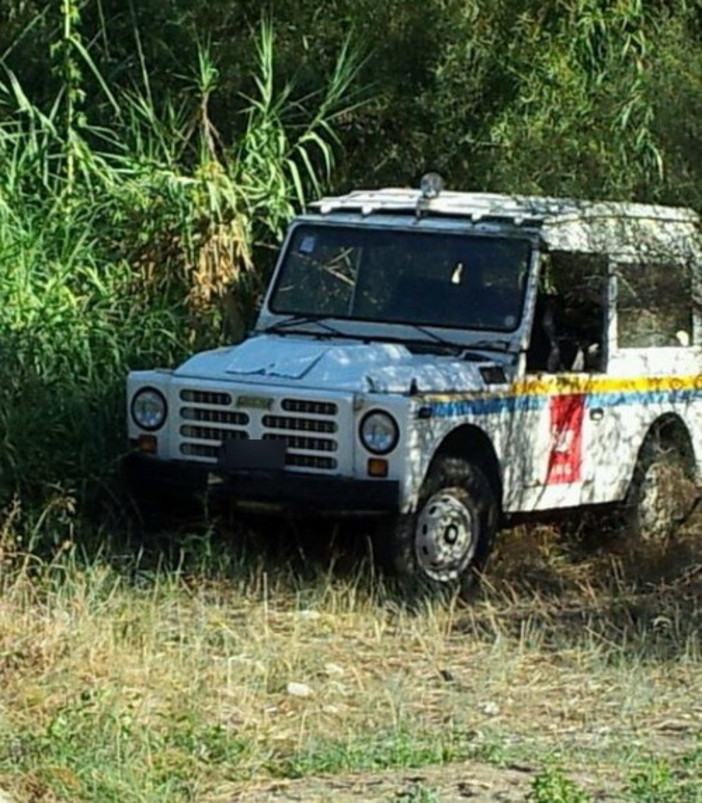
265, 315, 346, 337
410, 324, 453, 345
406, 326, 510, 358
466, 339, 512, 353
400, 326, 463, 356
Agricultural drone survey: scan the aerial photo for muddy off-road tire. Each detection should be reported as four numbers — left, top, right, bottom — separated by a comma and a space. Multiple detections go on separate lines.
624, 433, 699, 542
376, 455, 498, 599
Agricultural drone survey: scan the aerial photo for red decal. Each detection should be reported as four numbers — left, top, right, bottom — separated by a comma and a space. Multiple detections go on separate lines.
547, 394, 585, 485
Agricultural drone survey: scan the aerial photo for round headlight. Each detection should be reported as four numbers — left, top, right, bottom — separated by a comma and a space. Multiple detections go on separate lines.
131, 388, 167, 431
360, 410, 399, 455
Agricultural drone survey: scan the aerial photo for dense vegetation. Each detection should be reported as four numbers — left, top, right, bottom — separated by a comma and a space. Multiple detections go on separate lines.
1, 1, 702, 529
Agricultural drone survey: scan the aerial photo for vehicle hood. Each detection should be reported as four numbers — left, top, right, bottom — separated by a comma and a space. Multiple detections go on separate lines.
175, 335, 493, 394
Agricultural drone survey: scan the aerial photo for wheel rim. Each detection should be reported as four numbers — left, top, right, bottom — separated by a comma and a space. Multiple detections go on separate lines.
414, 490, 476, 581
638, 458, 695, 541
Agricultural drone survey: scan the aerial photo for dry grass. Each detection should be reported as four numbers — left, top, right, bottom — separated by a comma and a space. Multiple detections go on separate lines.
0, 516, 701, 801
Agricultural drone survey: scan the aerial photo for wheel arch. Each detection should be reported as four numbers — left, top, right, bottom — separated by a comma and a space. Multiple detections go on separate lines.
629, 412, 696, 488
430, 425, 503, 511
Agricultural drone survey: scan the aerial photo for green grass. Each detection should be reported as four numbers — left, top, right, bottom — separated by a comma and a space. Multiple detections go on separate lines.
530, 767, 591, 803
626, 747, 702, 802
269, 727, 475, 779
4, 703, 254, 801
394, 782, 440, 802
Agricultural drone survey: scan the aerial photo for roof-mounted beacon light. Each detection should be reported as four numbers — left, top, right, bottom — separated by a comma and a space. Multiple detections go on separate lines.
420, 172, 444, 200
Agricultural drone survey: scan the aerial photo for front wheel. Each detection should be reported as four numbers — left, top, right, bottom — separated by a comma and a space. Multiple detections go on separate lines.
376, 456, 498, 599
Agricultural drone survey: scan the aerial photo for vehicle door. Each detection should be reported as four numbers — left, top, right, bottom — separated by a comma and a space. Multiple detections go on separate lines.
505, 251, 609, 512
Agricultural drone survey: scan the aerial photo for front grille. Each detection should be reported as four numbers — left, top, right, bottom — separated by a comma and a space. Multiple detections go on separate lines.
263, 433, 337, 452
176, 388, 342, 473
262, 415, 336, 434
286, 454, 337, 470
181, 425, 248, 442
180, 443, 220, 458
180, 389, 231, 406
181, 407, 248, 425
282, 399, 337, 416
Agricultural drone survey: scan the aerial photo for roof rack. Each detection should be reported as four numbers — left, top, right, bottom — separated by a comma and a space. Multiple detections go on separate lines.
310, 189, 699, 226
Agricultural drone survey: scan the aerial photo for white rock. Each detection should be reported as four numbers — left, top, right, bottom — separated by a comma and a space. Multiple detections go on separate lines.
287, 682, 313, 698
480, 701, 500, 716
323, 662, 345, 677
298, 610, 321, 621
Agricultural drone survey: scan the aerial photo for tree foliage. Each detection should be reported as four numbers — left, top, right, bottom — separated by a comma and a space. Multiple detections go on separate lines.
3, 1, 702, 203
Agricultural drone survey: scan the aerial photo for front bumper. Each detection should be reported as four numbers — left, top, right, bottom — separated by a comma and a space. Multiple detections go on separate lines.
123, 452, 400, 515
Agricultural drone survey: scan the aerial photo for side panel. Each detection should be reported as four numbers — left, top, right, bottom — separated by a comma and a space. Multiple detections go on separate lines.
417, 371, 702, 516
509, 373, 702, 512
598, 352, 702, 491
501, 377, 594, 512
406, 395, 516, 512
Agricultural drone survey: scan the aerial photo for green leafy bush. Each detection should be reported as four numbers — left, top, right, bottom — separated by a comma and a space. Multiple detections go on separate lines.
0, 9, 360, 535
530, 766, 590, 803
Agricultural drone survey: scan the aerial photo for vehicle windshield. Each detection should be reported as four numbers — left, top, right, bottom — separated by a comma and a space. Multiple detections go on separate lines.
268, 224, 532, 333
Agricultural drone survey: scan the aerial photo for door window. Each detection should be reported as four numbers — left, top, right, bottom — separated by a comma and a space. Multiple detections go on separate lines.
616, 261, 693, 348
527, 252, 607, 373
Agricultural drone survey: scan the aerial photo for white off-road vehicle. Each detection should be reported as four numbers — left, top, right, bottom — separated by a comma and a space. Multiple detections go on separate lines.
126, 175, 702, 594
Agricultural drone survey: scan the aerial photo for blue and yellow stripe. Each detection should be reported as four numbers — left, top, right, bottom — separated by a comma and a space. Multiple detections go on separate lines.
421, 374, 702, 418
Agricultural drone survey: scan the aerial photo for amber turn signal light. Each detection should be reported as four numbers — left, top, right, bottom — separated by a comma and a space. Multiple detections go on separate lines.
367, 458, 388, 478
137, 434, 158, 454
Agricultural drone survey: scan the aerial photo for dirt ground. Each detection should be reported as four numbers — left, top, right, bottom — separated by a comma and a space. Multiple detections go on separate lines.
221, 722, 699, 802
223, 760, 609, 801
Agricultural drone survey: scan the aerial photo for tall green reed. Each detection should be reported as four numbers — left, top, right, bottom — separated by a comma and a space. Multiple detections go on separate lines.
0, 13, 361, 543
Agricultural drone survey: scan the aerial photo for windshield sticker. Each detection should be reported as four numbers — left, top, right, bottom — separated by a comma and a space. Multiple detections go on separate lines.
298, 235, 316, 254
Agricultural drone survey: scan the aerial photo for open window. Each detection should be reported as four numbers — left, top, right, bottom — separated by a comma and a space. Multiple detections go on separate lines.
527, 252, 607, 373
615, 260, 693, 349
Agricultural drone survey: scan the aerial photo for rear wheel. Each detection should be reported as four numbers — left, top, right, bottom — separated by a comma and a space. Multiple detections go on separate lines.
624, 432, 698, 542
376, 455, 498, 598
